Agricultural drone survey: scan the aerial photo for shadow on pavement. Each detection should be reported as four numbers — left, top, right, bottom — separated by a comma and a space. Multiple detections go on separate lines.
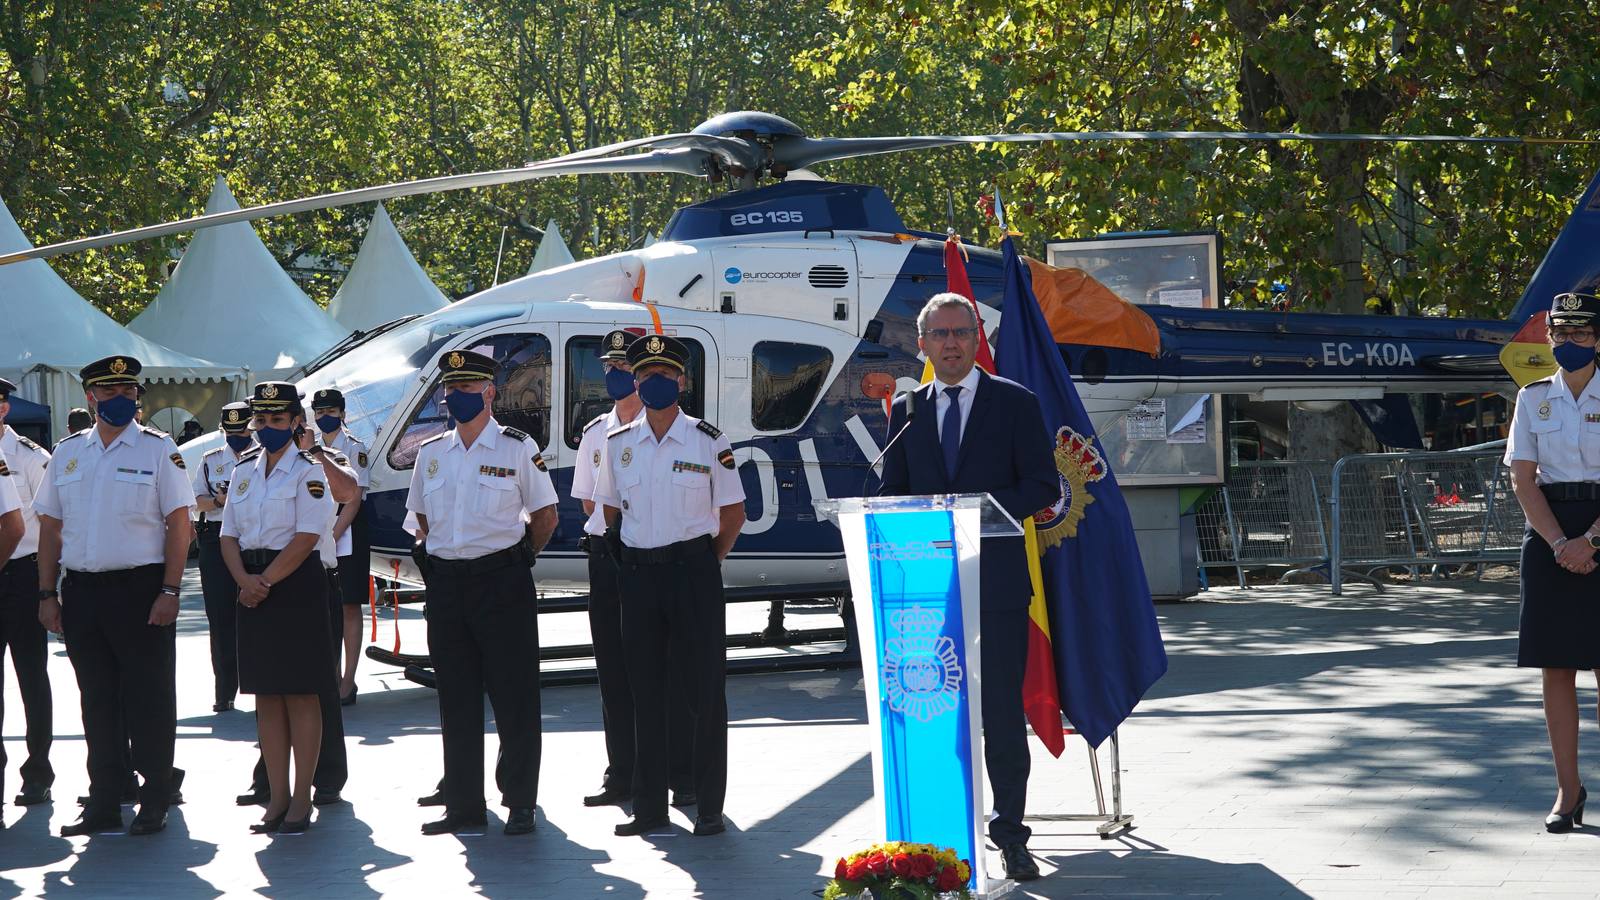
36, 809, 218, 898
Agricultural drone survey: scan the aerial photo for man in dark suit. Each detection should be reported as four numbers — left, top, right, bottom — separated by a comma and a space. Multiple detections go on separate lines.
876, 293, 1060, 882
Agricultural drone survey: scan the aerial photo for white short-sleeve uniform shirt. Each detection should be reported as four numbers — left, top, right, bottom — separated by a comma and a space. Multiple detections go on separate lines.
403, 419, 560, 560
1503, 373, 1600, 484
220, 448, 337, 551
591, 412, 745, 550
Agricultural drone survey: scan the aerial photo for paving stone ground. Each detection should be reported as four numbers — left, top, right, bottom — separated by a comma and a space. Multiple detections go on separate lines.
3, 568, 1599, 898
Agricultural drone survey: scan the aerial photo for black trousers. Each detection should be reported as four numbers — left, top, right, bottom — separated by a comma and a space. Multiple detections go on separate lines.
196, 524, 239, 705
61, 564, 175, 813
586, 546, 693, 794
249, 567, 348, 793
1, 555, 53, 791
981, 607, 1032, 846
425, 557, 540, 811
618, 544, 726, 821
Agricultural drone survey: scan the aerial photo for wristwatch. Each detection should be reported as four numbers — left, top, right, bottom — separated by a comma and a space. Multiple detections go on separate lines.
1587, 532, 1600, 550
160, 584, 181, 598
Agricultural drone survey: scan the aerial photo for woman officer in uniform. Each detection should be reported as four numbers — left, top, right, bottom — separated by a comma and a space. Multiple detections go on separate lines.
1506, 290, 1600, 833
219, 382, 336, 833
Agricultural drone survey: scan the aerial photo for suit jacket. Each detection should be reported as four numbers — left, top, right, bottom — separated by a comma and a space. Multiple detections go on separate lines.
876, 369, 1060, 612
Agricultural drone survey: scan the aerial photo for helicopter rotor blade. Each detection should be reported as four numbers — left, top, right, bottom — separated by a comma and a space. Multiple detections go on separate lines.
541, 132, 764, 170
0, 149, 710, 267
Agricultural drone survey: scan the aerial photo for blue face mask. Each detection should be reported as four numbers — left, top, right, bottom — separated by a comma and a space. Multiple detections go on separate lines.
637, 374, 680, 411
316, 414, 342, 434
95, 394, 137, 427
604, 366, 637, 401
225, 434, 254, 453
444, 389, 487, 424
1553, 339, 1597, 372
256, 425, 293, 453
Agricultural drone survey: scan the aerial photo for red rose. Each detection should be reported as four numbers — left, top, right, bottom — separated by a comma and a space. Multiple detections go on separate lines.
936, 865, 963, 892
864, 852, 889, 875
846, 860, 868, 882
909, 854, 938, 879
835, 858, 850, 880
890, 854, 914, 877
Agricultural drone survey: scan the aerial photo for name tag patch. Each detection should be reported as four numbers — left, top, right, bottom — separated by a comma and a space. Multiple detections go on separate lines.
479, 465, 516, 478
117, 467, 154, 477
1586, 413, 1600, 424
672, 460, 710, 475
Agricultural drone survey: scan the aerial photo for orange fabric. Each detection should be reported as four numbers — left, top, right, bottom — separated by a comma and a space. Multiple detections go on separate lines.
1024, 257, 1161, 356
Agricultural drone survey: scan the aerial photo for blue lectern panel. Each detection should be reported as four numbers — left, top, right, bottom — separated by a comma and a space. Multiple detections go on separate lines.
863, 509, 977, 876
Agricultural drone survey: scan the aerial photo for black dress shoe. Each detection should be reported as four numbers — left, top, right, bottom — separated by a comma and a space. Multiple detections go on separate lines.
421, 809, 488, 835
1547, 784, 1587, 833
503, 807, 537, 835
692, 815, 725, 836
583, 786, 631, 807
250, 812, 286, 834
313, 789, 343, 806
14, 785, 51, 806
1000, 843, 1040, 881
213, 700, 235, 713
128, 807, 168, 835
61, 811, 122, 837
614, 816, 670, 837
416, 789, 446, 807
236, 787, 269, 806
169, 768, 186, 805
671, 789, 697, 808
279, 815, 312, 834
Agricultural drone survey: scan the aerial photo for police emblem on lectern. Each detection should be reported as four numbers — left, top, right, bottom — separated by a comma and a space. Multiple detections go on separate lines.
882, 606, 963, 722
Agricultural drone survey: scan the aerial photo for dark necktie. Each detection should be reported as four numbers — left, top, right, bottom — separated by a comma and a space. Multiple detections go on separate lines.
941, 385, 963, 478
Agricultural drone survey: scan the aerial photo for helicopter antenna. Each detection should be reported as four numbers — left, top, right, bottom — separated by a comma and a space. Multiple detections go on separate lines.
946, 188, 957, 236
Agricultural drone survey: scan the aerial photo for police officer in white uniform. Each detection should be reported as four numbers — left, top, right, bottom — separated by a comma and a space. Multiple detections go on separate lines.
404, 349, 559, 836
310, 388, 371, 704
1505, 289, 1600, 832
35, 355, 194, 837
0, 379, 54, 807
593, 334, 746, 837
194, 402, 253, 712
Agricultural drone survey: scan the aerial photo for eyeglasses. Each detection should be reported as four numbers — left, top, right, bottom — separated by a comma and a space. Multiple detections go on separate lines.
1549, 328, 1598, 345
923, 327, 978, 341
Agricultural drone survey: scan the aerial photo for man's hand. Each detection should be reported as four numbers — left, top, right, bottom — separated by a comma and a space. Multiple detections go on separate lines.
238, 575, 271, 607
39, 598, 62, 634
215, 486, 227, 508
148, 593, 179, 626
1555, 538, 1595, 573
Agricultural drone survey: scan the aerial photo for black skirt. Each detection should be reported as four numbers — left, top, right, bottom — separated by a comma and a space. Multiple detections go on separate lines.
237, 553, 334, 694
1518, 495, 1600, 669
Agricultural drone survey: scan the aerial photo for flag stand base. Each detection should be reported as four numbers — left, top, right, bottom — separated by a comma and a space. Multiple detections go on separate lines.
1027, 729, 1134, 839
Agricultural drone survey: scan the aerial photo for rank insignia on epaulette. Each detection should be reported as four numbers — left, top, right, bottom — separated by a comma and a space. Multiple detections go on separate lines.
502, 426, 529, 442
696, 420, 722, 439
717, 449, 735, 470
533, 453, 547, 472
358, 452, 368, 468
307, 480, 326, 498
170, 453, 186, 469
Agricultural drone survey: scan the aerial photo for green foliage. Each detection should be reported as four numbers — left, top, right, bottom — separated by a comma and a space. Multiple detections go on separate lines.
4, 1, 1598, 321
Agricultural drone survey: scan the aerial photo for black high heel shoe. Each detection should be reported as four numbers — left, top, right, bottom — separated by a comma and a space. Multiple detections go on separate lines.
251, 811, 287, 834
279, 808, 314, 834
1546, 785, 1586, 833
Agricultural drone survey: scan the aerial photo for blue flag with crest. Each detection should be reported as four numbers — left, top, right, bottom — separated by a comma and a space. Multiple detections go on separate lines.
992, 235, 1167, 748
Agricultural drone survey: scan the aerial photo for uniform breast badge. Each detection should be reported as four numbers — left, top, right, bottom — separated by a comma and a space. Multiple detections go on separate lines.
620, 448, 633, 467
1538, 400, 1552, 420
64, 458, 78, 474
882, 606, 962, 723
427, 459, 440, 478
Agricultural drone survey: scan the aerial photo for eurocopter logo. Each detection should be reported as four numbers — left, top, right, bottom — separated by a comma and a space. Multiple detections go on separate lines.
869, 539, 955, 562
724, 266, 801, 285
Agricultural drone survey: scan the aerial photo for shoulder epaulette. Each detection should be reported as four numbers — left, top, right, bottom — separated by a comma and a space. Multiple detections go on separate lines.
202, 445, 224, 458
298, 449, 319, 463
58, 430, 87, 444
607, 422, 633, 439
238, 447, 263, 462
500, 425, 530, 442
420, 432, 448, 447
14, 434, 44, 453
583, 414, 606, 434
139, 424, 170, 438
696, 420, 722, 440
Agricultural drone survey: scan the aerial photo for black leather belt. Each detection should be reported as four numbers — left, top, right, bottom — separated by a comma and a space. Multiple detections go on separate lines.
619, 534, 714, 565
1, 552, 37, 573
240, 548, 280, 569
65, 563, 162, 582
578, 534, 611, 556
427, 545, 522, 577
1541, 482, 1600, 502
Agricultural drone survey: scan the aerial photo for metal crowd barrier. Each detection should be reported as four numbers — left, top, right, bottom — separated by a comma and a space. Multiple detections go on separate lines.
1197, 450, 1524, 594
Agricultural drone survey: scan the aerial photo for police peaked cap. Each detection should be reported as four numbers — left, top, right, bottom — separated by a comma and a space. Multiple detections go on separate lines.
80, 355, 143, 387
1549, 292, 1600, 326
220, 401, 251, 432
599, 329, 637, 362
310, 388, 345, 409
439, 349, 498, 384
250, 381, 301, 412
626, 333, 687, 373
0, 377, 14, 400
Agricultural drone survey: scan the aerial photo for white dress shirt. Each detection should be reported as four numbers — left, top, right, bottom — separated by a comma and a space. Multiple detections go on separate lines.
592, 411, 746, 550
0, 425, 50, 557
572, 407, 641, 537
318, 431, 368, 558
403, 418, 560, 560
1504, 372, 1600, 483
931, 365, 982, 444
33, 424, 195, 572
0, 449, 22, 520
220, 448, 337, 551
192, 439, 246, 523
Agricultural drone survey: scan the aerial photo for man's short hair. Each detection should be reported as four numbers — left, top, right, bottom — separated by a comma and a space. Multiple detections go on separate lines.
66, 408, 92, 431
916, 293, 979, 336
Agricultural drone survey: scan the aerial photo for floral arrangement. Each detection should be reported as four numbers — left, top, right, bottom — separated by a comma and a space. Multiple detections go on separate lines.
823, 841, 973, 899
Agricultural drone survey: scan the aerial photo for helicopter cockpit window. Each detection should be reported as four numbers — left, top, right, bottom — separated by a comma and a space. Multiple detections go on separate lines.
562, 335, 706, 449
750, 341, 833, 432
388, 332, 553, 470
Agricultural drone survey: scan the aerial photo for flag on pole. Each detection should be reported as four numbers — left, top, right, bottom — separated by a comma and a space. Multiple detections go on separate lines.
992, 235, 1168, 749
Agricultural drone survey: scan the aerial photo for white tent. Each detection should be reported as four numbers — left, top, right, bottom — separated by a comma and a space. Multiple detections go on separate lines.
0, 195, 243, 437
327, 203, 448, 332
129, 176, 350, 381
526, 219, 575, 274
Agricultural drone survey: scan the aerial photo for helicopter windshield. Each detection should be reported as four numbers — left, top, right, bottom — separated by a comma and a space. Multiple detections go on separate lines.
296, 303, 525, 447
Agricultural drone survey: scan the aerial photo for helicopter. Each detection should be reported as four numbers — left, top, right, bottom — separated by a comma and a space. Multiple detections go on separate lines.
6, 111, 1596, 598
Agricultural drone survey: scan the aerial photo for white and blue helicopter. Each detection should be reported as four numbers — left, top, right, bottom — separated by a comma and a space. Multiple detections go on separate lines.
8, 112, 1598, 673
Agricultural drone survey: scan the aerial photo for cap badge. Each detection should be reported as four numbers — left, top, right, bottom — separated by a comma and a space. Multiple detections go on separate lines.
110, 358, 127, 375
448, 351, 464, 369
1559, 294, 1584, 311
611, 332, 625, 349
647, 336, 663, 354
261, 383, 279, 399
